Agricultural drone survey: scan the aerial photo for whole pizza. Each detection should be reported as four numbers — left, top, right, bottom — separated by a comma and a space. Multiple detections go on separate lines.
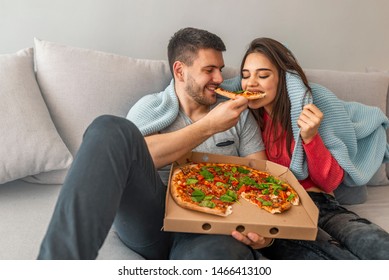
170, 162, 299, 217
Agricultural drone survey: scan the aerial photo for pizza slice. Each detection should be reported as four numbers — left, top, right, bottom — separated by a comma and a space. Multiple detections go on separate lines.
170, 164, 237, 216
215, 87, 266, 100
238, 174, 300, 214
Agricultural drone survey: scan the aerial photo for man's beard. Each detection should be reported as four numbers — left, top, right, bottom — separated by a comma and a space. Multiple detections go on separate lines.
185, 74, 216, 106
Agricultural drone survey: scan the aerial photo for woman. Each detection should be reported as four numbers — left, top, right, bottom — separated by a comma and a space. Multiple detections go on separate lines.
229, 37, 389, 259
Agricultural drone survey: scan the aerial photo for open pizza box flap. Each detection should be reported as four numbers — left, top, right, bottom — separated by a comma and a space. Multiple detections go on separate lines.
163, 152, 319, 240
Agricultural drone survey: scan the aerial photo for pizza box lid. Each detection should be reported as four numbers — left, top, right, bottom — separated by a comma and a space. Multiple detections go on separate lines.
163, 152, 319, 240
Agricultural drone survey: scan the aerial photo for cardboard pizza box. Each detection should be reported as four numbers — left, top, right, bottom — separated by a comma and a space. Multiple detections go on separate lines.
163, 152, 319, 240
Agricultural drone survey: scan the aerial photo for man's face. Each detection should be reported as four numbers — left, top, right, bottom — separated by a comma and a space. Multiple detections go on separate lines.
183, 48, 224, 106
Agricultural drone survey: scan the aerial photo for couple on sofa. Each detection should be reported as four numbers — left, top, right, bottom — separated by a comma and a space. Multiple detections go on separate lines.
37, 27, 389, 260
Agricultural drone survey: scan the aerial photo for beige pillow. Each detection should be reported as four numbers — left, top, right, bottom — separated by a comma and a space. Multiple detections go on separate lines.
32, 39, 172, 183
0, 48, 72, 184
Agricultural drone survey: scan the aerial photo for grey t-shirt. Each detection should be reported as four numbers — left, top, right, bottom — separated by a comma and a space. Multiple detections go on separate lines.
158, 99, 265, 184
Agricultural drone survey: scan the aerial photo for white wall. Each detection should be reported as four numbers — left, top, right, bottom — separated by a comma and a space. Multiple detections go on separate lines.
1, 0, 388, 72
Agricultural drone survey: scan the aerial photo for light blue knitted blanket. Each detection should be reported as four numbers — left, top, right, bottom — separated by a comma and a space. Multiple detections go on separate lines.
127, 80, 179, 136
222, 74, 389, 186
127, 75, 389, 186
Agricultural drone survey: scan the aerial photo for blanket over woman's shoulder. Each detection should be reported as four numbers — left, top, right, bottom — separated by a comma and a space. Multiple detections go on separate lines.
222, 74, 389, 186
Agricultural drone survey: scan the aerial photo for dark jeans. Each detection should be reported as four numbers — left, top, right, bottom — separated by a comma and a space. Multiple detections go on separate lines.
37, 115, 257, 260
261, 192, 389, 259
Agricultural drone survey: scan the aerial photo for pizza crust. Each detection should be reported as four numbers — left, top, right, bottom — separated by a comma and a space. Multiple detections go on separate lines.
215, 87, 266, 100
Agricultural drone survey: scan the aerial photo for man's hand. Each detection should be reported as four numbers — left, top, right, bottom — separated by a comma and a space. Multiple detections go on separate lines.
231, 230, 273, 249
145, 96, 248, 169
201, 96, 248, 134
297, 104, 323, 144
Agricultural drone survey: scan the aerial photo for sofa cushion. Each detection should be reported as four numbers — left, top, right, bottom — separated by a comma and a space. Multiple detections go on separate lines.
31, 39, 172, 184
0, 48, 72, 184
305, 69, 389, 186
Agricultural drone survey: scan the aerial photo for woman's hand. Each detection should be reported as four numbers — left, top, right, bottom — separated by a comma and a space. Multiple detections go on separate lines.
231, 231, 273, 249
297, 104, 323, 144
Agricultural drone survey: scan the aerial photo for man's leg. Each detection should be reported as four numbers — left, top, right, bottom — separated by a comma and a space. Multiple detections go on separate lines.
37, 115, 169, 259
169, 233, 260, 260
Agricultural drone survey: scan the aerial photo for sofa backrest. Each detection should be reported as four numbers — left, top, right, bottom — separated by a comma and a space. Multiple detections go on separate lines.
26, 40, 389, 185
305, 69, 389, 116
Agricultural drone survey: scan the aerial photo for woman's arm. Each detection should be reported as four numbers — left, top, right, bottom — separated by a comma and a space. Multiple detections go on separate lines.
298, 103, 344, 192
303, 134, 344, 192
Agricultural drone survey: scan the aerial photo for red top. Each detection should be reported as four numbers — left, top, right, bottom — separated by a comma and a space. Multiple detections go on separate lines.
262, 112, 343, 193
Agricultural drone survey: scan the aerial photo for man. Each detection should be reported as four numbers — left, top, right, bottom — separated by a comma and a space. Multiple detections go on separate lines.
37, 27, 270, 260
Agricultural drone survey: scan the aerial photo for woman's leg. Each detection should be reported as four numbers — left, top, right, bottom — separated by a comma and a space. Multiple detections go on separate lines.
260, 192, 364, 260
260, 228, 358, 260
316, 193, 389, 260
38, 115, 170, 259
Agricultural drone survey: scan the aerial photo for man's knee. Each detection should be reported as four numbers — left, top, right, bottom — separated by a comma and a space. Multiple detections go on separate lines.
86, 115, 142, 141
170, 234, 256, 260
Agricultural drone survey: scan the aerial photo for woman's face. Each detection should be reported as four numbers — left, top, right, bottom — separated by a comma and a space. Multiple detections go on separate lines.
241, 52, 279, 114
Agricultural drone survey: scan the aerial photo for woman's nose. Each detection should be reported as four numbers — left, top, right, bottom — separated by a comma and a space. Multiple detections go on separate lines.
247, 75, 258, 86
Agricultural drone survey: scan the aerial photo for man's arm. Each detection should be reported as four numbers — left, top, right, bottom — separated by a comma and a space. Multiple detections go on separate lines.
146, 96, 249, 169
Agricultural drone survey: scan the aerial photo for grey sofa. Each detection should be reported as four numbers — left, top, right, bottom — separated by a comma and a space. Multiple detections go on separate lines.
1, 39, 388, 260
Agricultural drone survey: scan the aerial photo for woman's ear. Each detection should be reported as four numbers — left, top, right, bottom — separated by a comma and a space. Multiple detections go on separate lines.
173, 61, 185, 81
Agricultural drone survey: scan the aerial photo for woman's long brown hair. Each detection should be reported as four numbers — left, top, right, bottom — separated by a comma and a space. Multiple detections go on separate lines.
241, 38, 311, 157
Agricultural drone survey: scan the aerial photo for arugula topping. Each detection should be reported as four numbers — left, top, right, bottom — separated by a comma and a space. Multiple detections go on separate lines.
237, 166, 250, 174
211, 166, 222, 174
220, 190, 238, 202
216, 182, 227, 188
200, 167, 214, 181
229, 176, 239, 183
272, 184, 285, 195
265, 175, 282, 185
257, 197, 273, 206
186, 178, 198, 185
199, 200, 216, 208
191, 188, 205, 202
191, 190, 216, 208
239, 176, 259, 188
287, 193, 295, 202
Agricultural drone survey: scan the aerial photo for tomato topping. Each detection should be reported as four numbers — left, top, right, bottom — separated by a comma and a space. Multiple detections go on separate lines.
197, 175, 204, 181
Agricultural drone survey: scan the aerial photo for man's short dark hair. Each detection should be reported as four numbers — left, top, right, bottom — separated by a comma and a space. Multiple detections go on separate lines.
167, 27, 226, 74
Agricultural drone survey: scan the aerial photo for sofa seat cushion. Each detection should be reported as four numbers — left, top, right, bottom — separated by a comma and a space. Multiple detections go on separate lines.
0, 180, 144, 260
